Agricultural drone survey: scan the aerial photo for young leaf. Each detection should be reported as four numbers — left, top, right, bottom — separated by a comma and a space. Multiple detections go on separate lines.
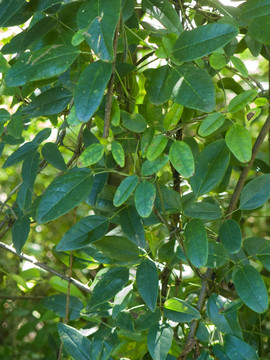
147, 323, 173, 360
164, 298, 201, 323
79, 143, 105, 167
42, 142, 67, 171
12, 216, 30, 254
136, 258, 158, 312
198, 112, 225, 137
240, 174, 270, 210
233, 265, 268, 313
169, 140, 195, 178
113, 175, 139, 207
146, 135, 168, 161
134, 180, 156, 218
230, 56, 248, 77
111, 141, 125, 167
119, 206, 146, 248
228, 89, 257, 113
225, 124, 252, 163
184, 219, 208, 268
219, 219, 242, 254
37, 168, 93, 224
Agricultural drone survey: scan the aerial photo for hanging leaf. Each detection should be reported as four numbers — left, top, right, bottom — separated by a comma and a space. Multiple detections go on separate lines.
0, 0, 27, 27
111, 141, 125, 167
198, 113, 225, 137
230, 56, 248, 77
228, 89, 257, 113
79, 144, 105, 167
163, 103, 183, 131
240, 174, 270, 210
37, 168, 93, 224
184, 219, 208, 268
146, 135, 168, 161
7, 117, 23, 139
75, 61, 112, 122
136, 258, 158, 312
141, 127, 155, 157
147, 323, 173, 360
5, 45, 80, 87
3, 141, 38, 169
164, 298, 200, 323
233, 265, 268, 313
119, 206, 146, 248
134, 180, 156, 218
42, 142, 67, 171
172, 23, 238, 62
56, 216, 109, 251
169, 141, 195, 178
190, 140, 230, 197
12, 216, 30, 254
113, 175, 139, 207
219, 219, 242, 254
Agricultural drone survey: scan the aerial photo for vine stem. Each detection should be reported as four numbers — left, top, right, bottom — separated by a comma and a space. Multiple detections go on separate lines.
178, 113, 270, 359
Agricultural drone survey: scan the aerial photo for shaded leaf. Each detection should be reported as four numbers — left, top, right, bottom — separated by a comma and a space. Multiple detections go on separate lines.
134, 181, 156, 218
119, 206, 146, 248
184, 219, 208, 268
94, 236, 139, 262
219, 219, 242, 254
136, 258, 158, 312
223, 334, 259, 360
183, 200, 222, 220
207, 241, 229, 269
121, 111, 147, 133
42, 142, 67, 171
240, 174, 270, 210
43, 295, 83, 320
12, 216, 30, 254
147, 323, 173, 360
111, 141, 125, 167
141, 155, 169, 176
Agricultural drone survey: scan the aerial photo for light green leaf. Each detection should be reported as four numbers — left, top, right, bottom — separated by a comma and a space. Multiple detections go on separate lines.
37, 168, 93, 224
147, 323, 173, 360
75, 61, 112, 122
233, 265, 268, 313
141, 155, 169, 176
136, 258, 158, 312
230, 56, 248, 77
198, 112, 225, 137
119, 206, 146, 248
172, 64, 216, 113
113, 175, 139, 207
239, 174, 270, 210
42, 142, 67, 172
146, 134, 168, 161
79, 144, 105, 167
163, 103, 183, 130
190, 140, 230, 197
56, 216, 109, 251
219, 219, 242, 254
183, 200, 222, 220
224, 334, 259, 360
12, 216, 30, 254
169, 140, 194, 178
121, 111, 147, 133
164, 298, 200, 323
111, 141, 125, 167
5, 45, 80, 87
44, 295, 83, 320
58, 323, 91, 360
172, 23, 238, 62
184, 219, 208, 268
241, 0, 270, 20
247, 16, 270, 45
0, 52, 10, 73
134, 181, 156, 218
228, 89, 257, 113
209, 52, 227, 69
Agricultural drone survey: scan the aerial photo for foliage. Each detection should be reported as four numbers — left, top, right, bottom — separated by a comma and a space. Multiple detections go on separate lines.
1, 1, 270, 359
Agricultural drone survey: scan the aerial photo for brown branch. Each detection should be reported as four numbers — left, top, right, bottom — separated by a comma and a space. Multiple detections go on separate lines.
0, 241, 92, 295
103, 19, 121, 139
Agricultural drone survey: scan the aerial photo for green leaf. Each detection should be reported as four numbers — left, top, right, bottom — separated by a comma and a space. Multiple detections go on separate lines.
223, 334, 259, 360
7, 116, 23, 139
81, 0, 121, 62
136, 258, 158, 312
43, 295, 83, 320
164, 298, 200, 322
163, 103, 183, 131
171, 64, 216, 113
184, 219, 208, 268
119, 206, 146, 248
206, 294, 242, 338
94, 236, 140, 262
233, 265, 268, 313
58, 323, 91, 360
113, 175, 139, 207
75, 61, 112, 122
111, 141, 125, 167
198, 112, 225, 137
207, 241, 229, 268
228, 89, 257, 113
141, 127, 155, 157
230, 56, 248, 77
183, 200, 222, 220
169, 140, 195, 178
135, 308, 161, 331
42, 142, 67, 171
56, 216, 109, 251
37, 168, 93, 224
142, 0, 183, 35
146, 135, 168, 161
244, 237, 270, 270
141, 155, 168, 176
0, 53, 10, 73
22, 88, 72, 117
155, 185, 181, 214
5, 45, 80, 87
219, 219, 242, 254
87, 267, 129, 308
172, 23, 238, 62
79, 144, 105, 167
219, 298, 243, 314
190, 140, 230, 197
239, 174, 270, 210
134, 180, 156, 218
12, 216, 30, 254
121, 111, 147, 133
247, 16, 270, 45
0, 0, 26, 27
0, 108, 11, 123
241, 0, 270, 20
147, 323, 173, 360
3, 141, 38, 169
209, 52, 227, 69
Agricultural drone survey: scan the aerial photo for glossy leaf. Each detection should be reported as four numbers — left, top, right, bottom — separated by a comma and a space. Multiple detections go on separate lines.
44, 295, 83, 320
12, 216, 30, 254
42, 142, 67, 171
119, 206, 146, 248
75, 61, 112, 122
121, 111, 147, 133
136, 258, 158, 312
172, 23, 238, 62
198, 112, 225, 137
233, 265, 268, 313
147, 323, 173, 360
5, 45, 80, 87
146, 135, 168, 161
190, 140, 230, 197
164, 298, 200, 323
183, 200, 222, 220
219, 219, 242, 254
155, 185, 181, 214
111, 141, 125, 167
240, 174, 270, 210
169, 141, 195, 178
141, 155, 168, 176
113, 175, 139, 207
225, 124, 252, 163
79, 144, 105, 167
134, 180, 156, 218
37, 169, 93, 224
184, 219, 208, 268
56, 216, 109, 251
228, 89, 257, 113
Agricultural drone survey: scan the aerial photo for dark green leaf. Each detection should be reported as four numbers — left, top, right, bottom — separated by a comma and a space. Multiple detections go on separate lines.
0, 0, 26, 27
223, 334, 259, 360
219, 219, 242, 254
43, 295, 84, 320
42, 142, 67, 171
136, 258, 158, 312
3, 141, 38, 169
240, 174, 270, 210
12, 216, 30, 254
248, 16, 270, 45
147, 323, 173, 360
121, 111, 147, 133
141, 155, 169, 176
169, 141, 194, 178
135, 308, 161, 331
7, 116, 23, 139
155, 185, 181, 214
164, 298, 200, 322
207, 241, 229, 268
37, 168, 93, 224
119, 206, 146, 248
113, 175, 139, 207
183, 200, 222, 220
134, 181, 156, 218
184, 219, 208, 268
198, 113, 225, 137
241, 0, 270, 20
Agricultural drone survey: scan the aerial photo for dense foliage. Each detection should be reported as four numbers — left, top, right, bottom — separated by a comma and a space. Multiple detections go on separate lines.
1, 0, 270, 359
